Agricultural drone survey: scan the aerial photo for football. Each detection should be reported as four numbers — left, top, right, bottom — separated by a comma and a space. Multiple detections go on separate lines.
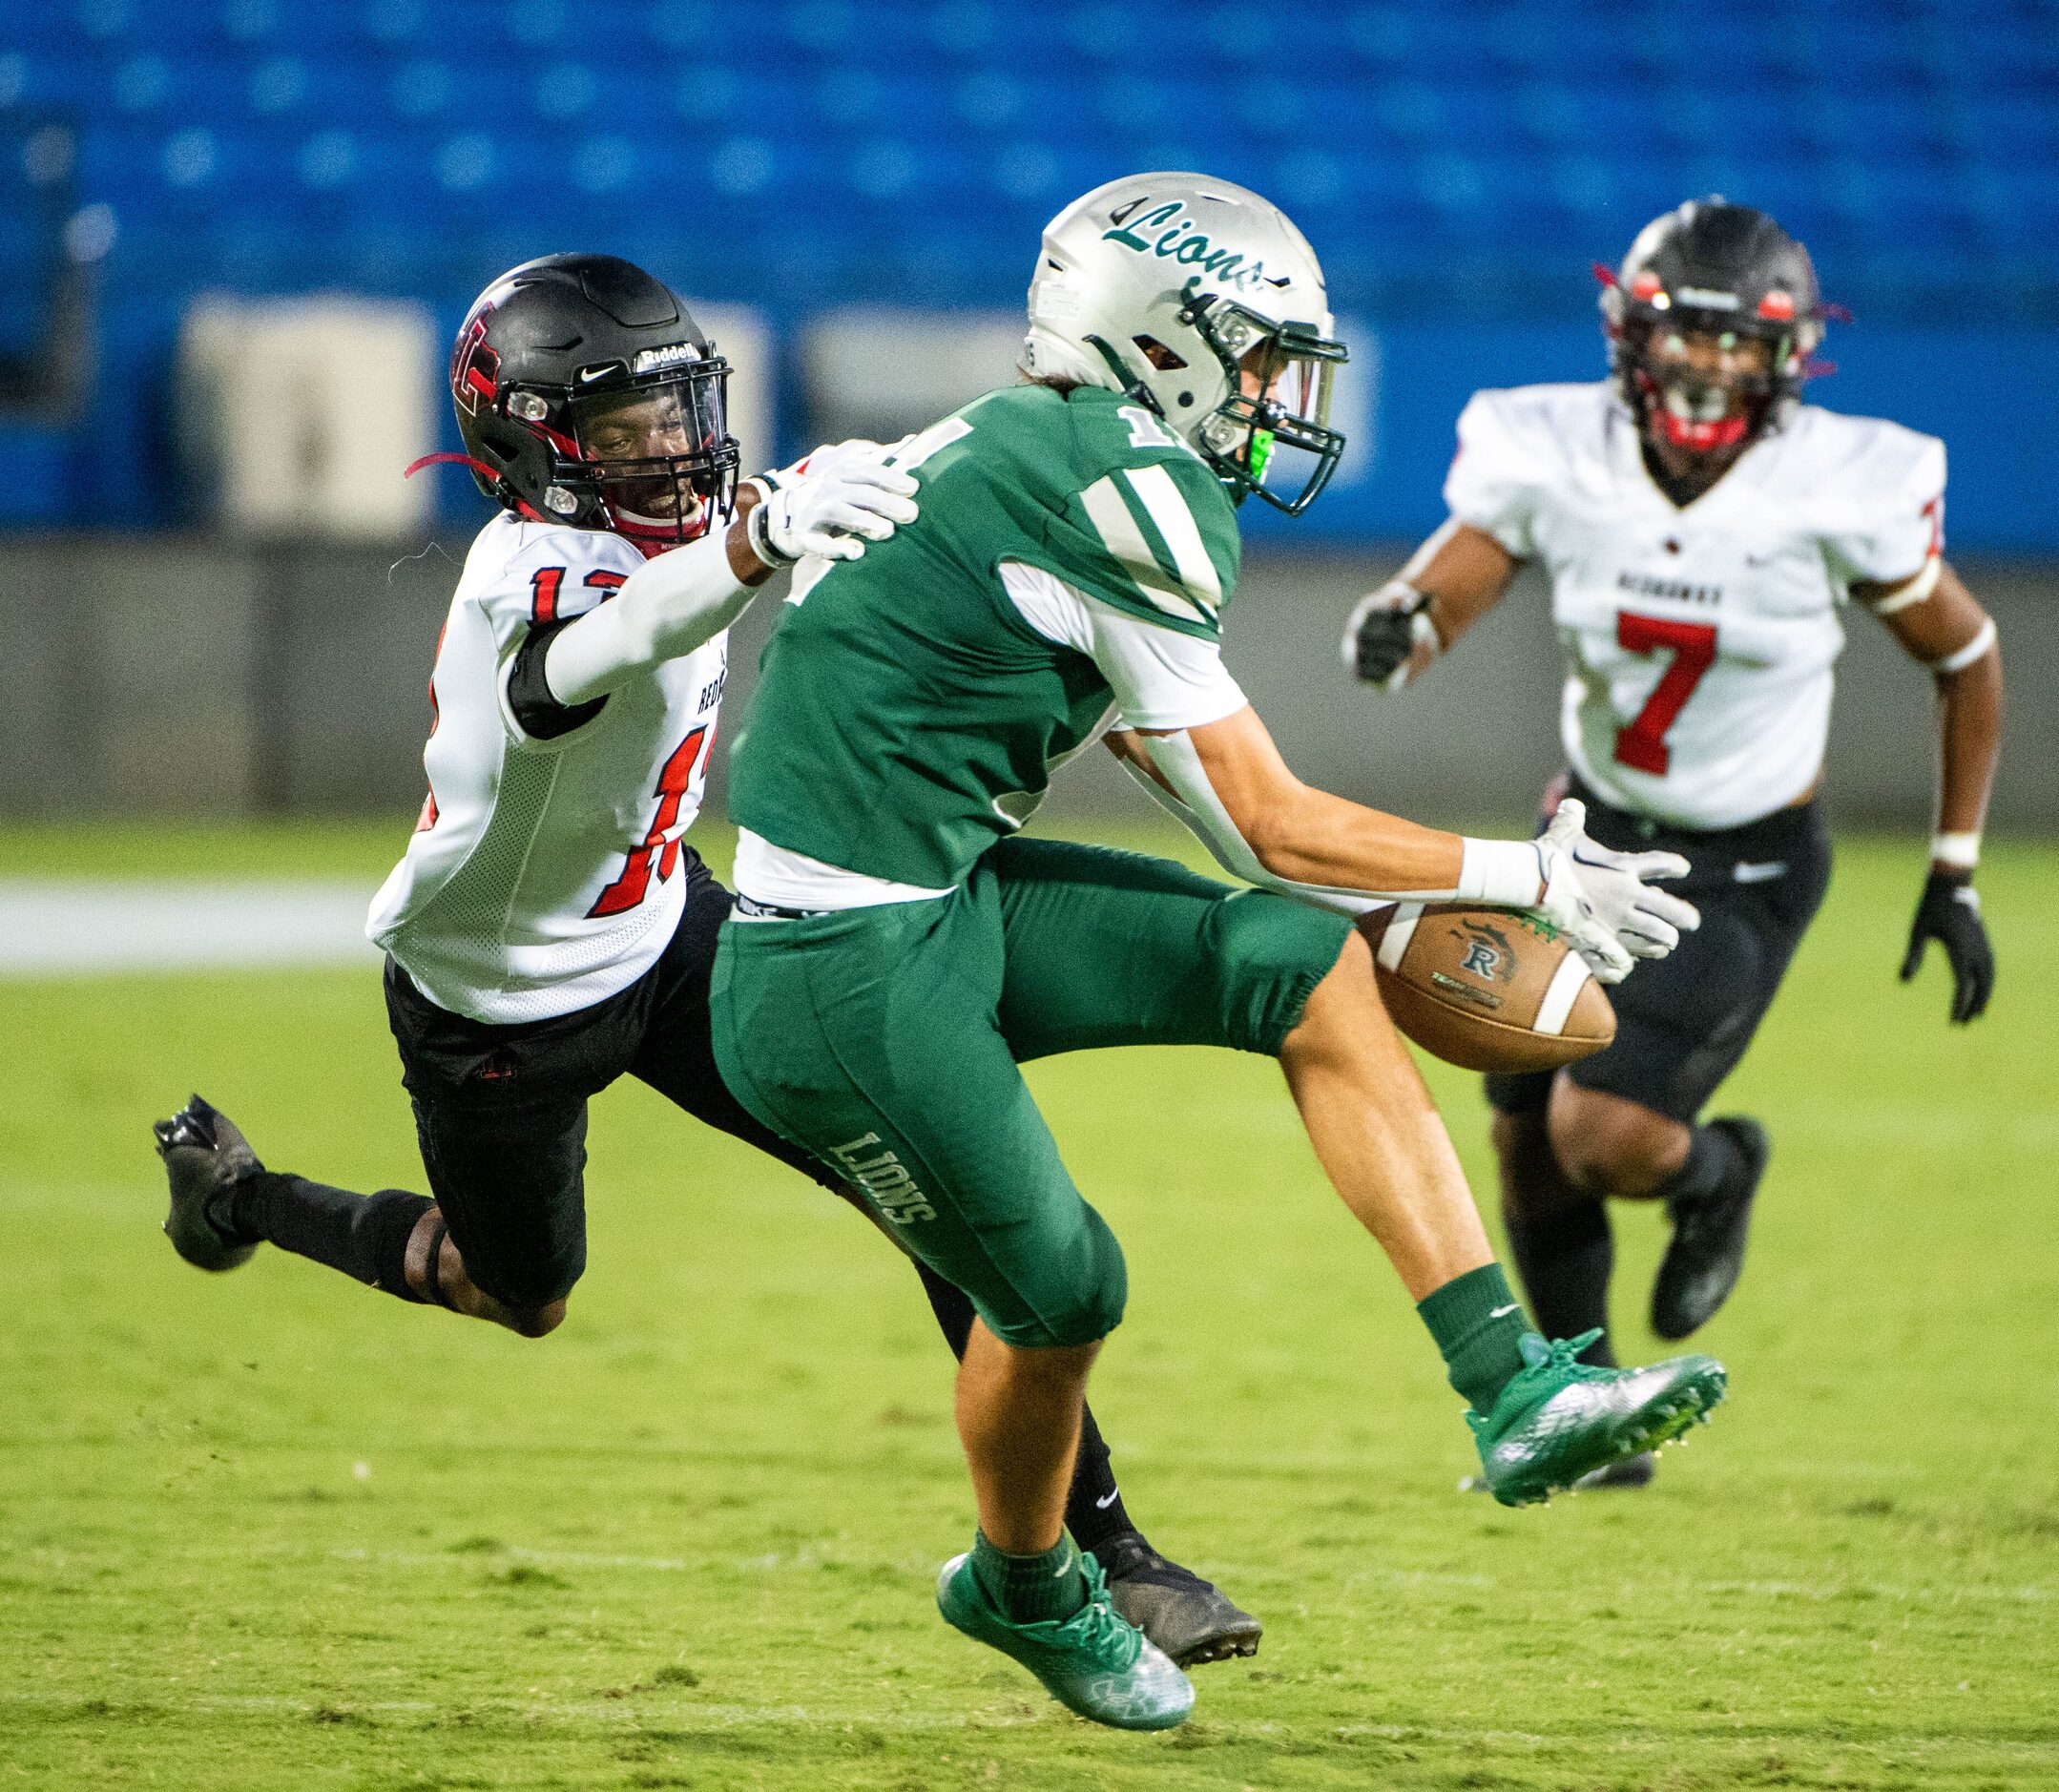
1357, 903, 1615, 1073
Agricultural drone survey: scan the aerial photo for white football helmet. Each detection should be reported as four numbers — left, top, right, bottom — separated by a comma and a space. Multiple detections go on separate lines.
1021, 171, 1349, 514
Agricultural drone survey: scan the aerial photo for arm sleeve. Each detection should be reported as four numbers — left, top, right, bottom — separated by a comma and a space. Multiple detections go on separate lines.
469, 523, 644, 746
1000, 562, 1246, 730
540, 526, 754, 706
1443, 390, 1541, 559
505, 619, 608, 740
1120, 733, 1544, 916
1823, 429, 1947, 591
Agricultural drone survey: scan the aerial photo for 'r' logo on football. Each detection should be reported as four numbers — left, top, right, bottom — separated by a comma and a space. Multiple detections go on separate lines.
1452, 918, 1516, 982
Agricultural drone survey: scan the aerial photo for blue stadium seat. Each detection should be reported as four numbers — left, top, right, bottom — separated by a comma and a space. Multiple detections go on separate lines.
2, 0, 2052, 526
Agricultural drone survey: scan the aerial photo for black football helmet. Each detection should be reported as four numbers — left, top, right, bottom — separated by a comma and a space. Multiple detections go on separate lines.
446, 253, 738, 551
1600, 198, 1824, 456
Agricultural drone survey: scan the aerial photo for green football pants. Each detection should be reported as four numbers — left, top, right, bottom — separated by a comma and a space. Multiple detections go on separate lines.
710, 835, 1354, 1348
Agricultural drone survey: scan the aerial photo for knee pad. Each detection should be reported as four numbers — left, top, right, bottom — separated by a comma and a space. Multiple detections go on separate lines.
464, 1237, 586, 1313
1059, 1204, 1129, 1344
1207, 892, 1355, 1056
981, 1202, 1129, 1349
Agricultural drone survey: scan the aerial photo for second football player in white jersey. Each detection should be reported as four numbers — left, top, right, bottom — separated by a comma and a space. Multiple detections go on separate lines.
1346, 201, 2003, 1482
152, 253, 1261, 1664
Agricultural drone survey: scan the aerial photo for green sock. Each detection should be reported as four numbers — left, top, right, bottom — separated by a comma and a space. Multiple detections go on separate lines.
970, 1530, 1088, 1625
1417, 1262, 1530, 1413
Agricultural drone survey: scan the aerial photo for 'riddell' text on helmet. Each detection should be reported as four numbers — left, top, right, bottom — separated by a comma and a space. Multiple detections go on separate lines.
1021, 173, 1349, 515
444, 254, 740, 555
1601, 198, 1825, 458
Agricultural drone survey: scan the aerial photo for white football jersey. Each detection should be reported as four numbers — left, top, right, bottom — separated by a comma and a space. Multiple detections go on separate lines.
367, 511, 729, 1023
1445, 382, 1945, 830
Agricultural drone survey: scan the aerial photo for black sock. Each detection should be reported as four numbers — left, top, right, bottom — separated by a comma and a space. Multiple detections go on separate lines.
914, 1258, 975, 1357
226, 1172, 432, 1302
1655, 1124, 1742, 1210
1502, 1200, 1616, 1367
1063, 1402, 1135, 1554
910, 1259, 1138, 1552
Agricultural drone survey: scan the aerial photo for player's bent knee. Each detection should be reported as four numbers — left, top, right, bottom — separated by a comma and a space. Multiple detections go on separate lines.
501, 1299, 568, 1340
977, 1205, 1128, 1350
1219, 895, 1360, 1058
464, 1248, 585, 1317
1548, 1085, 1685, 1198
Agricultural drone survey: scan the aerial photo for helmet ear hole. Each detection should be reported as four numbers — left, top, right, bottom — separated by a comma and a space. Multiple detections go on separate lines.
1133, 334, 1187, 371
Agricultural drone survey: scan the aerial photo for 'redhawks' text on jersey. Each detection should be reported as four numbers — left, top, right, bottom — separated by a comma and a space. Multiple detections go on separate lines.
1446, 381, 1945, 831
368, 511, 727, 1024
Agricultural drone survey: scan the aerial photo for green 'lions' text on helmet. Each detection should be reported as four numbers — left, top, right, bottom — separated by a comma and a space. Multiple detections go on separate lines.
1021, 173, 1349, 515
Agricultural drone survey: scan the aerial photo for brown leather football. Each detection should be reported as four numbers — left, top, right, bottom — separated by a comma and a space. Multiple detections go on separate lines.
1356, 903, 1615, 1073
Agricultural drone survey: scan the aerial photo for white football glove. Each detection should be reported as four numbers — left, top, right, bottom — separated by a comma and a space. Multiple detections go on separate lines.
1531, 799, 1700, 985
1343, 581, 1439, 691
750, 439, 920, 565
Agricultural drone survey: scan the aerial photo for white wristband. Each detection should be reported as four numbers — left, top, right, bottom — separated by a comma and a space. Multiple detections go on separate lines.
1458, 837, 1547, 907
746, 496, 799, 570
1930, 831, 1981, 870
1927, 615, 1996, 675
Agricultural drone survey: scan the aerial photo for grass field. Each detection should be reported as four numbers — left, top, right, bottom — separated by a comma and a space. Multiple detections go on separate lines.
2, 817, 2054, 1791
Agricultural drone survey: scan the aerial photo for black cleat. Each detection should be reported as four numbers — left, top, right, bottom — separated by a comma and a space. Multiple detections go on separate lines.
1092, 1531, 1261, 1668
153, 1094, 262, 1272
1652, 1115, 1768, 1341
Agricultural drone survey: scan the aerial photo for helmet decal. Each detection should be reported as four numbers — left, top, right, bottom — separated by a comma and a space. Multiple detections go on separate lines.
1027, 173, 1350, 516
1099, 198, 1281, 293
450, 311, 498, 417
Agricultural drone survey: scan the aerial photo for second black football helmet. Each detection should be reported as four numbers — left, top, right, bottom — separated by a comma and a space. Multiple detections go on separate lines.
1601, 198, 1824, 456
447, 253, 739, 551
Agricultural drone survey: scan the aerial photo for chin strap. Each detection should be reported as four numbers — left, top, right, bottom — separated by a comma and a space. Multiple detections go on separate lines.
1080, 332, 1166, 414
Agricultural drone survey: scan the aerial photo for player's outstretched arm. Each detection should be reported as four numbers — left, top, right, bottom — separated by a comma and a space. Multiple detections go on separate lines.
1857, 558, 2002, 1022
1111, 705, 1697, 984
543, 446, 919, 706
1343, 521, 1520, 690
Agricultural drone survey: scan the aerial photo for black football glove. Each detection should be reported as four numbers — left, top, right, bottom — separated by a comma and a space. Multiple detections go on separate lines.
1342, 585, 1437, 689
1900, 869, 1993, 1024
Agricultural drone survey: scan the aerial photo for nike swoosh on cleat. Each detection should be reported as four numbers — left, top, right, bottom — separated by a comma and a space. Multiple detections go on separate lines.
1094, 1490, 1121, 1509
1733, 861, 1788, 884
1488, 1304, 1519, 1319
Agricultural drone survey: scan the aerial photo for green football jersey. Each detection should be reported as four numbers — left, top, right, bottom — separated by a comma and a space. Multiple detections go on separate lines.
728, 383, 1241, 890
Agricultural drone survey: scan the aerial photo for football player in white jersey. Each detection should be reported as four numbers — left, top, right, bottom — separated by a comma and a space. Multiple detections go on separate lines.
151, 254, 1260, 1665
1345, 201, 2003, 1482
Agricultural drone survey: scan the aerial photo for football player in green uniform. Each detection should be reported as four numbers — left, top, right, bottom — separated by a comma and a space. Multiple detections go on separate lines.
710, 174, 1728, 1731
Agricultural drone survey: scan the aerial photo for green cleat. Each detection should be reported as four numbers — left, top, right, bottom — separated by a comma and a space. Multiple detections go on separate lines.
1467, 1331, 1724, 1508
936, 1548, 1194, 1731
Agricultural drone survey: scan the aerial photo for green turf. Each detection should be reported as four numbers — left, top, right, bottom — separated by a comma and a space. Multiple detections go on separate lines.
3, 821, 2054, 1790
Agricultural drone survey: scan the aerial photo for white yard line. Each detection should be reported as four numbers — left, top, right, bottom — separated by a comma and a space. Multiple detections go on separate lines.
0, 881, 379, 977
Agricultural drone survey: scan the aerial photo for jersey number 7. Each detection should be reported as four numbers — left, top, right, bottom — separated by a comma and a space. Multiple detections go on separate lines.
1614, 613, 1717, 777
